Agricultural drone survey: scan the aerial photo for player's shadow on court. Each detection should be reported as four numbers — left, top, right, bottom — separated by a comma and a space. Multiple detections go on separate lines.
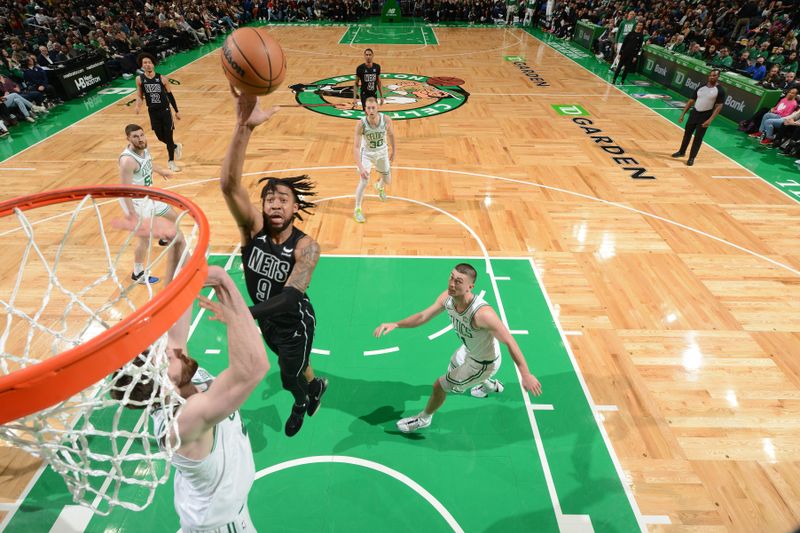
307, 369, 540, 453
239, 403, 282, 453
485, 510, 561, 533
532, 370, 638, 530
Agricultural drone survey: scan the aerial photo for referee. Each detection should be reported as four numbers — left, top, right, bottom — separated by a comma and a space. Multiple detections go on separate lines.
352, 48, 383, 110
672, 69, 726, 166
135, 53, 182, 173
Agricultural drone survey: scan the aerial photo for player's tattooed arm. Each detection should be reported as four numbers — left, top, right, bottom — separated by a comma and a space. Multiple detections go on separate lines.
285, 237, 321, 293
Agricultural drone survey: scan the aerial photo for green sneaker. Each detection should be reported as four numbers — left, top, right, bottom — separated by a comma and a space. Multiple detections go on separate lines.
354, 208, 366, 223
375, 182, 386, 202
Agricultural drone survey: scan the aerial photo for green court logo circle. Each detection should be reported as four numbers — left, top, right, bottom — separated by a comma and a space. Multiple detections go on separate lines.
290, 73, 469, 120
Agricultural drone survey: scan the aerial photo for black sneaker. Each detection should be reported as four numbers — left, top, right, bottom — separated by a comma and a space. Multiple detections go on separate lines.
158, 238, 170, 246
285, 402, 307, 437
132, 271, 160, 284
307, 378, 328, 417
671, 151, 685, 158
686, 158, 695, 166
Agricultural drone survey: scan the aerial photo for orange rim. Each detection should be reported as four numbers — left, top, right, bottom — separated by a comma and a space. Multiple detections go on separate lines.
0, 185, 209, 425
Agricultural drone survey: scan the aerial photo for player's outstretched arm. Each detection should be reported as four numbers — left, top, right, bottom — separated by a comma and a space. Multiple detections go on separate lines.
474, 306, 542, 396
118, 155, 142, 216
374, 290, 448, 337
134, 76, 143, 114
353, 120, 367, 179
249, 236, 320, 320
175, 266, 269, 443
152, 163, 174, 180
220, 88, 280, 243
386, 116, 396, 162
352, 75, 360, 106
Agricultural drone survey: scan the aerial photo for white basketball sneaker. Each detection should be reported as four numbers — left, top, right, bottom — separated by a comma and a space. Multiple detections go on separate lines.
396, 414, 431, 433
374, 182, 386, 201
353, 208, 366, 223
470, 379, 505, 398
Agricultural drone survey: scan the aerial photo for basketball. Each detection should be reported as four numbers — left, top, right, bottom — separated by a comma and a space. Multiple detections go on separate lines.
221, 27, 286, 96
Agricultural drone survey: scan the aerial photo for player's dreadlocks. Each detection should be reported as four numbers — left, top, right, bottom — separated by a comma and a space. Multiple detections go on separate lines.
258, 175, 317, 221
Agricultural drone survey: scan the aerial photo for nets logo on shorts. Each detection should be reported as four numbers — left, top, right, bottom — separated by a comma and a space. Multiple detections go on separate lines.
290, 73, 469, 121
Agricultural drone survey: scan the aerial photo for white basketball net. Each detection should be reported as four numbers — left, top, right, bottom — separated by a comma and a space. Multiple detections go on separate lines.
0, 193, 200, 515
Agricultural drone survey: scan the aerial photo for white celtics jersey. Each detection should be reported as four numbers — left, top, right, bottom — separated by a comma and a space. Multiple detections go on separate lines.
119, 146, 154, 187
153, 367, 255, 530
360, 113, 388, 154
445, 293, 500, 361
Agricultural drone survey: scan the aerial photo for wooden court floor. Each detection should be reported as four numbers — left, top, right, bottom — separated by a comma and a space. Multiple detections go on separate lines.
1, 26, 799, 532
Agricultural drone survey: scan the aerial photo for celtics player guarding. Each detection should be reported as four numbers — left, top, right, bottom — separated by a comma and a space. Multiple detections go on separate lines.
220, 89, 328, 438
115, 264, 269, 532
118, 123, 177, 284
374, 263, 542, 433
353, 97, 396, 223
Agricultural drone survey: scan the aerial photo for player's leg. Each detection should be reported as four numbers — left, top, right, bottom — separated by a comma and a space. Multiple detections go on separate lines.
374, 150, 391, 201
470, 356, 503, 398
261, 316, 317, 436
354, 149, 373, 222
301, 303, 327, 417
149, 109, 180, 172
161, 110, 180, 172
266, 344, 309, 437
120, 198, 160, 284
397, 348, 492, 433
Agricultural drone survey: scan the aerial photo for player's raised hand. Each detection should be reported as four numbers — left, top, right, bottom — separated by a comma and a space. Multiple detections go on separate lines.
199, 295, 231, 324
230, 84, 280, 129
374, 322, 398, 337
521, 372, 543, 397
203, 265, 232, 289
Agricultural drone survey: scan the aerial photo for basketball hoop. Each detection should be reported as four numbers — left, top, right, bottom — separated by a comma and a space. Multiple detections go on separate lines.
0, 185, 209, 514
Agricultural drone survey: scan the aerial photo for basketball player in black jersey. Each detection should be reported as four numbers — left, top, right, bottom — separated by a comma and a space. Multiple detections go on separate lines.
220, 88, 328, 437
352, 48, 383, 110
135, 53, 182, 173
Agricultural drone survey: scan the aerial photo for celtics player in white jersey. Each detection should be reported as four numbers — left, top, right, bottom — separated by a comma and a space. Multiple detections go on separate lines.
114, 264, 269, 532
374, 263, 542, 433
118, 123, 177, 284
505, 0, 519, 25
523, 0, 536, 26
353, 96, 396, 223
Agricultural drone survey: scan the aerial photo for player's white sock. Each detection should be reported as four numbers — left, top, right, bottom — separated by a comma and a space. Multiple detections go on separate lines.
133, 263, 144, 275
419, 411, 433, 422
355, 179, 368, 210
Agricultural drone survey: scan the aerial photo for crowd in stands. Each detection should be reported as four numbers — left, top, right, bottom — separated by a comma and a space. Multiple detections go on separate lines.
5, 0, 800, 154
0, 0, 244, 136
543, 0, 800, 158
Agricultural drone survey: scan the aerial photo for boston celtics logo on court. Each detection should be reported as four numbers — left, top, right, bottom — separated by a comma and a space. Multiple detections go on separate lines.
290, 73, 469, 120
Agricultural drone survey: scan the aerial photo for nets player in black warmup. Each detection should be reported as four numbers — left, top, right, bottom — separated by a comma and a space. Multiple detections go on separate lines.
352, 48, 383, 110
135, 53, 182, 173
220, 88, 328, 437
